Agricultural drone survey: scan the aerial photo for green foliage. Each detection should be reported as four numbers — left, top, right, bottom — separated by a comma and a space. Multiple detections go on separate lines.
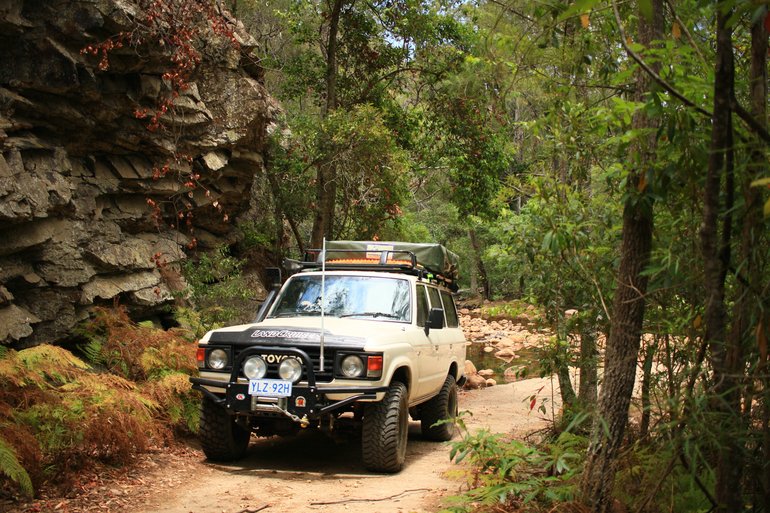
181, 245, 253, 329
443, 414, 585, 512
480, 301, 531, 321
0, 309, 201, 498
614, 444, 714, 513
0, 437, 32, 498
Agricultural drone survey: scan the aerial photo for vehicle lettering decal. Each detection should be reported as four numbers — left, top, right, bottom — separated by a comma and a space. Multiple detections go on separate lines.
207, 326, 366, 347
261, 354, 289, 363
250, 329, 321, 341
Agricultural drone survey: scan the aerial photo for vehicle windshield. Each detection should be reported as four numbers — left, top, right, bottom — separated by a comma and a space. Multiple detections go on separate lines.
269, 275, 411, 322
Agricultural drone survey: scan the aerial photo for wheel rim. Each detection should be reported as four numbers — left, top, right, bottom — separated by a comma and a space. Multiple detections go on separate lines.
447, 385, 458, 419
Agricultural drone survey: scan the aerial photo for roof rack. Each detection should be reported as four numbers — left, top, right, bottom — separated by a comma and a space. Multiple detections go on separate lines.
283, 247, 458, 292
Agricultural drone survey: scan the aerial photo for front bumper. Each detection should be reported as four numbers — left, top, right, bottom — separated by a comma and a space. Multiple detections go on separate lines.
189, 346, 387, 422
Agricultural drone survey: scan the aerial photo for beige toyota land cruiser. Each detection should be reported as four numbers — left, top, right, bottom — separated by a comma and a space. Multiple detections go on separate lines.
189, 241, 467, 472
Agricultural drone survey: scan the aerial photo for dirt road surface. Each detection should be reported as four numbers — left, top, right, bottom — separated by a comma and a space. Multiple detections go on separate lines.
129, 378, 557, 513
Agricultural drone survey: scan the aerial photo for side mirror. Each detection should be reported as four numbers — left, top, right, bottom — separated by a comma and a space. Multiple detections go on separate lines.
265, 267, 282, 289
255, 268, 282, 323
424, 307, 445, 335
282, 258, 304, 276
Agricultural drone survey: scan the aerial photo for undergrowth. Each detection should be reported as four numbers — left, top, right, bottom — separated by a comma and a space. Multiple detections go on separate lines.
480, 301, 541, 324
441, 413, 585, 513
0, 307, 199, 500
441, 411, 718, 513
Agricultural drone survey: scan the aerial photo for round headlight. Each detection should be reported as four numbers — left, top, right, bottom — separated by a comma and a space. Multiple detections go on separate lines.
207, 349, 228, 370
341, 355, 364, 378
243, 356, 267, 379
278, 358, 302, 382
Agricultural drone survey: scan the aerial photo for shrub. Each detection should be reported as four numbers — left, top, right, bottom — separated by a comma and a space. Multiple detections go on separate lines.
443, 414, 585, 512
0, 308, 200, 499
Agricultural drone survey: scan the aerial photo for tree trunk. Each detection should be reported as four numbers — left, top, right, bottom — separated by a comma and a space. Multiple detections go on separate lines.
639, 342, 655, 438
311, 163, 338, 248
556, 338, 577, 411
700, 3, 744, 512
578, 328, 598, 408
579, 2, 661, 510
749, 29, 768, 510
468, 228, 491, 300
310, 0, 345, 249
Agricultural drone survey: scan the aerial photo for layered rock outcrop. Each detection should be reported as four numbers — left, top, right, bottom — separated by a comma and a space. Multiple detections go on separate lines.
0, 0, 273, 347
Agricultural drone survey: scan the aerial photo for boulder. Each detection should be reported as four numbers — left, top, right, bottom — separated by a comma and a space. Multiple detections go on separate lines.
464, 359, 477, 376
485, 378, 497, 387
0, 305, 41, 343
477, 369, 494, 378
464, 374, 487, 390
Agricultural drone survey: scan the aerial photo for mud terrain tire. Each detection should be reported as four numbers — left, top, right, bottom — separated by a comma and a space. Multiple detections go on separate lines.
362, 381, 409, 473
199, 396, 250, 461
420, 374, 458, 441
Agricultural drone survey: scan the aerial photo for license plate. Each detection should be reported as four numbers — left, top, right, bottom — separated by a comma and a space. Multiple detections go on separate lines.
248, 379, 292, 397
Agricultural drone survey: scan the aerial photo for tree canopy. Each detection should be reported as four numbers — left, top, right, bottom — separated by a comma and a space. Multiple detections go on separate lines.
232, 1, 770, 510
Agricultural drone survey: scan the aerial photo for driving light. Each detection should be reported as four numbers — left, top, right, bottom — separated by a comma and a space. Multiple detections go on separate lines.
243, 356, 267, 379
278, 358, 302, 382
341, 355, 365, 378
207, 349, 228, 370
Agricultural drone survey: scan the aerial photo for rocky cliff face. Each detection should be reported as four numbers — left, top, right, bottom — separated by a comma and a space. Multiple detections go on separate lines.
0, 0, 273, 347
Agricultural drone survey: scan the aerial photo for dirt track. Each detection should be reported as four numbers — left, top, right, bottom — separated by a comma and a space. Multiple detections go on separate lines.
133, 378, 557, 513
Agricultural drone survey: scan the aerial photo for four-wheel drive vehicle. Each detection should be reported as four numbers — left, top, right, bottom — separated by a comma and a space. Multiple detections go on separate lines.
189, 241, 467, 472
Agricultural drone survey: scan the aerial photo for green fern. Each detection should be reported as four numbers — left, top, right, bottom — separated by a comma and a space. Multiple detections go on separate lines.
78, 338, 105, 366
0, 436, 33, 497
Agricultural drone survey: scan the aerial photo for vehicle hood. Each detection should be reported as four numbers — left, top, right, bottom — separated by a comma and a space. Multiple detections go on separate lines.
203, 317, 409, 347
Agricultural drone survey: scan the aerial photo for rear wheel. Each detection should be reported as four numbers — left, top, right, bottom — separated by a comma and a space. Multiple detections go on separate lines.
362, 382, 409, 473
199, 396, 250, 461
420, 374, 458, 441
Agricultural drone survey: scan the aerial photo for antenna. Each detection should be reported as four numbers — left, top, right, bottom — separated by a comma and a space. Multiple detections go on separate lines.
319, 237, 326, 372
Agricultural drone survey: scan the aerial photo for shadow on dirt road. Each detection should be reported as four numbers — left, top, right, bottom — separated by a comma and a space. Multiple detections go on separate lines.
206, 421, 439, 478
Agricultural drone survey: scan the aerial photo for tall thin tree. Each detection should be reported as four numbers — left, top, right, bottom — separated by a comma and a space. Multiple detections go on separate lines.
310, 0, 346, 249
579, 1, 663, 510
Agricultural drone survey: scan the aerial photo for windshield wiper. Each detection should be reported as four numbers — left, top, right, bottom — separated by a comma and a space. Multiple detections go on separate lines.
339, 311, 400, 319
272, 311, 320, 318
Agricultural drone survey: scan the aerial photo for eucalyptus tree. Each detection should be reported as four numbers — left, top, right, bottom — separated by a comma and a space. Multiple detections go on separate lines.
238, 0, 469, 250
470, 0, 769, 510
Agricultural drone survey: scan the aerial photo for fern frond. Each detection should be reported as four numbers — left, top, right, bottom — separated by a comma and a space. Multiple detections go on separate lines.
78, 338, 105, 366
0, 436, 33, 497
17, 345, 89, 385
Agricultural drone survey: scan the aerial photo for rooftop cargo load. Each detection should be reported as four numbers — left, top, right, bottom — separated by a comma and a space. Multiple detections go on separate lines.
318, 240, 460, 285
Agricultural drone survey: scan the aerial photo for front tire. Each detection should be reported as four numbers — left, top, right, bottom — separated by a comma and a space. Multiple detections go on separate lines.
420, 374, 458, 441
362, 382, 409, 473
199, 396, 250, 461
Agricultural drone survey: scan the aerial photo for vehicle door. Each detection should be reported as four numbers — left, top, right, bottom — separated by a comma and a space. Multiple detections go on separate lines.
409, 284, 441, 400
439, 290, 465, 369
426, 286, 451, 384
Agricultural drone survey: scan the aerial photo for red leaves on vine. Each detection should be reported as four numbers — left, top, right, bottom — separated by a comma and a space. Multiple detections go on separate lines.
83, 0, 239, 132
83, 2, 238, 246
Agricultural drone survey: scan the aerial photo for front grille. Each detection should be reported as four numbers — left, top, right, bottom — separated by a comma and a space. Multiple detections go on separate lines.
233, 346, 337, 383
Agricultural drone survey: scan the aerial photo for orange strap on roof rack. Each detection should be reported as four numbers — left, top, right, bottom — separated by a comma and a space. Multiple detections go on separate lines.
326, 258, 415, 266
